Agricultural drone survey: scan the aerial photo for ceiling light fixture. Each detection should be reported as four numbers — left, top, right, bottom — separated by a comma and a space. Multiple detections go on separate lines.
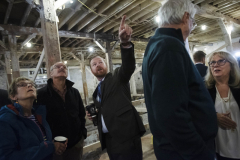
201, 25, 207, 30
155, 16, 160, 23
26, 43, 32, 47
89, 47, 94, 52
64, 61, 67, 64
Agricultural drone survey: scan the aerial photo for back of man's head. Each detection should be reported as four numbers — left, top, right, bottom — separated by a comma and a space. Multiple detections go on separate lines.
157, 0, 196, 27
193, 51, 206, 63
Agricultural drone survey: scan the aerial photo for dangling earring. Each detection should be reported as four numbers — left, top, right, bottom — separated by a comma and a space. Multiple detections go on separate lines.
15, 99, 18, 103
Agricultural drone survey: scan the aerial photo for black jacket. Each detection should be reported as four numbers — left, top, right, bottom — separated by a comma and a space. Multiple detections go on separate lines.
37, 79, 87, 149
93, 44, 146, 150
0, 89, 11, 108
195, 63, 208, 78
142, 28, 218, 160
208, 86, 240, 108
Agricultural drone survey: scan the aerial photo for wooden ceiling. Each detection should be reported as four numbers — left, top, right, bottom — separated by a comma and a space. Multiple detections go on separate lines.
0, 0, 240, 68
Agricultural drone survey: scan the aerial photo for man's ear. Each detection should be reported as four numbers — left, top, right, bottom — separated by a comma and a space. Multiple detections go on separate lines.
182, 12, 190, 25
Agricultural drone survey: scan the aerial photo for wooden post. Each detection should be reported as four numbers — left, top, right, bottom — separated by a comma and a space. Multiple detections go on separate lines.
39, 0, 61, 78
8, 35, 20, 79
80, 52, 89, 105
130, 75, 137, 95
106, 41, 113, 73
4, 51, 12, 85
32, 49, 45, 81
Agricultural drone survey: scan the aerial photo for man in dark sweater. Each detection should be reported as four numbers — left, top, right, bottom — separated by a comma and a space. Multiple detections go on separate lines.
142, 0, 218, 160
193, 50, 208, 78
37, 62, 86, 160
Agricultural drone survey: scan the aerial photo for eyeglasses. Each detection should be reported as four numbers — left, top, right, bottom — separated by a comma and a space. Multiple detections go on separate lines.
208, 59, 229, 67
17, 82, 37, 88
53, 64, 67, 70
190, 16, 197, 31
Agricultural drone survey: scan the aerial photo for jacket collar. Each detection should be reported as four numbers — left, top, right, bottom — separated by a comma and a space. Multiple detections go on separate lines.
4, 103, 45, 117
47, 78, 74, 96
154, 28, 185, 44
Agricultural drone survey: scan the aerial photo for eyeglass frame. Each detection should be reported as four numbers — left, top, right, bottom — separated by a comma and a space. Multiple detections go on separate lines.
52, 64, 68, 70
16, 82, 37, 88
208, 59, 229, 67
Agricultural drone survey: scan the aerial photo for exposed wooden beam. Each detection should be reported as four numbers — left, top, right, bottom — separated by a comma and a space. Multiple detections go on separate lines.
80, 52, 89, 105
8, 35, 20, 79
60, 38, 70, 45
58, 0, 88, 29
217, 19, 233, 52
40, 0, 61, 78
94, 40, 106, 52
31, 49, 44, 81
196, 4, 240, 26
34, 17, 41, 27
0, 24, 149, 42
0, 40, 7, 50
4, 0, 14, 24
4, 51, 12, 85
64, 39, 78, 47
106, 41, 113, 73
21, 1, 33, 26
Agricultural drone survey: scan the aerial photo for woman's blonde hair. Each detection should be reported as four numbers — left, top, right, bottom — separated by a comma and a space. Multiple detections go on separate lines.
205, 51, 240, 88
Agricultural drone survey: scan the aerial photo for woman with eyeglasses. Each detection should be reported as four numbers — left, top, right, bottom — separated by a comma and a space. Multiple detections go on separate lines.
205, 51, 240, 160
0, 77, 67, 160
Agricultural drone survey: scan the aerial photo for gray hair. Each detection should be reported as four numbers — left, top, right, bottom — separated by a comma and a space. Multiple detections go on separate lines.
205, 51, 240, 88
158, 0, 197, 27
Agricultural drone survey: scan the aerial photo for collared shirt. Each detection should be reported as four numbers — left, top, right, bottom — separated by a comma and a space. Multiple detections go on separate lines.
96, 77, 109, 133
195, 62, 204, 65
52, 84, 67, 102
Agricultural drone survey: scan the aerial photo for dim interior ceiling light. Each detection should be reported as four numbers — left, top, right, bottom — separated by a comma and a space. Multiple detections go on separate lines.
155, 16, 160, 23
26, 43, 31, 47
201, 25, 207, 30
89, 47, 94, 52
55, 0, 69, 9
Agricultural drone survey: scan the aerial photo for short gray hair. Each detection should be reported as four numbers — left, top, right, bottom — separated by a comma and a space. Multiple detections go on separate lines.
158, 0, 197, 27
205, 51, 240, 88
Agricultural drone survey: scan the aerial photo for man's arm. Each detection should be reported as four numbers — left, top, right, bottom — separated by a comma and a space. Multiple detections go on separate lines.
117, 15, 135, 83
150, 50, 215, 160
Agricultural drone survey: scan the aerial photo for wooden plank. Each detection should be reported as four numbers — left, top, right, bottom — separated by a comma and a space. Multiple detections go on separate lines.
217, 19, 233, 52
8, 35, 20, 79
81, 52, 89, 105
4, 0, 14, 24
39, 0, 61, 78
106, 41, 113, 73
0, 24, 149, 42
31, 49, 44, 81
21, 2, 33, 26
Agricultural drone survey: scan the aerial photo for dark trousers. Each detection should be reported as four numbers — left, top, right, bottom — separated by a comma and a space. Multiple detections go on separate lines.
104, 133, 143, 160
216, 153, 240, 160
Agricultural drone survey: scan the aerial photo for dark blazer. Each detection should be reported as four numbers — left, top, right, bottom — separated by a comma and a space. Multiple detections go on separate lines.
92, 43, 146, 150
0, 89, 11, 108
142, 28, 218, 160
37, 79, 87, 149
195, 63, 208, 78
208, 86, 240, 108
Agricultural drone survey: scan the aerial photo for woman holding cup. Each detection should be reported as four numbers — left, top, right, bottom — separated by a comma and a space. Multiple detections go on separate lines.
0, 77, 67, 160
206, 51, 240, 160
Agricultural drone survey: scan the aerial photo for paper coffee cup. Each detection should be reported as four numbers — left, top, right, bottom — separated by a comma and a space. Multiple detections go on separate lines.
54, 136, 67, 143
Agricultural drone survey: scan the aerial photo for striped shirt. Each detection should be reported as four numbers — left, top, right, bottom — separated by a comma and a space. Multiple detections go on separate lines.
27, 115, 47, 141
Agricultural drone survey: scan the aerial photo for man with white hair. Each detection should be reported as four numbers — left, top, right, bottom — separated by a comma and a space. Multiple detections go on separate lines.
142, 0, 218, 159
